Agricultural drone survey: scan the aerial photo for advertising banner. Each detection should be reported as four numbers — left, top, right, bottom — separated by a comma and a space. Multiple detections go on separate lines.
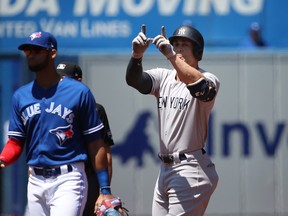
0, 0, 287, 53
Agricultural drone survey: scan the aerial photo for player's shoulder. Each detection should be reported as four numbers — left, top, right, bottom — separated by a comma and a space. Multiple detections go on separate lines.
146, 67, 175, 80
96, 103, 107, 114
96, 103, 104, 110
200, 68, 220, 88
61, 77, 91, 92
13, 80, 34, 97
199, 68, 216, 77
146, 67, 172, 74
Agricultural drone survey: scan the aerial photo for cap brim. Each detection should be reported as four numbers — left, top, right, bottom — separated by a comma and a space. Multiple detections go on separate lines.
56, 70, 66, 76
18, 43, 49, 50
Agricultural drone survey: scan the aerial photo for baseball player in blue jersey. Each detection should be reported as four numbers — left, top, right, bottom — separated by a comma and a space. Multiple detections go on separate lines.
0, 31, 117, 216
126, 24, 220, 215
56, 61, 116, 216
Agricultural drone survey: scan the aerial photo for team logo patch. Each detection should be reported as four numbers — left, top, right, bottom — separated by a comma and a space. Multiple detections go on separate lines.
49, 125, 74, 145
57, 63, 66, 70
30, 32, 42, 41
178, 28, 186, 36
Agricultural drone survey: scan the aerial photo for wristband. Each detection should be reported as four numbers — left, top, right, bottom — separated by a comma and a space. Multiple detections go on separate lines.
100, 186, 111, 195
96, 169, 111, 195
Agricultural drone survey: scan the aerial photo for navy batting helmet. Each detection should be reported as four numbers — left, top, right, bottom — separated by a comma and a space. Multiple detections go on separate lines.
169, 26, 204, 61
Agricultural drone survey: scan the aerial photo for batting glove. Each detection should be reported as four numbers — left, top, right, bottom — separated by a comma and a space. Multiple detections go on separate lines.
153, 35, 176, 59
132, 32, 151, 59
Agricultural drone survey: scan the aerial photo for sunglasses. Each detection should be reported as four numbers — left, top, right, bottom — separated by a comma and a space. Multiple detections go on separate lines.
23, 47, 50, 56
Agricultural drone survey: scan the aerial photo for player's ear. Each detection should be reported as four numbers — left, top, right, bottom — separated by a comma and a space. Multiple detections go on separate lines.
51, 49, 57, 59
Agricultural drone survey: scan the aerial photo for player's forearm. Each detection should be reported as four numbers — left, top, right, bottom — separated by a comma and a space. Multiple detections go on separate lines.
0, 138, 24, 167
88, 139, 108, 170
95, 146, 108, 170
126, 57, 152, 94
169, 55, 204, 84
106, 148, 113, 182
126, 57, 143, 86
89, 139, 111, 194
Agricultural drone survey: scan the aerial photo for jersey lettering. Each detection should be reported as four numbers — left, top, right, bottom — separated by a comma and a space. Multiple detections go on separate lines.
21, 103, 41, 126
45, 102, 74, 122
158, 96, 168, 108
26, 103, 41, 117
21, 102, 74, 125
158, 96, 190, 110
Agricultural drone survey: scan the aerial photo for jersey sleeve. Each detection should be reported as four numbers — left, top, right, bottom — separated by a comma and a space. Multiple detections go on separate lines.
96, 104, 114, 146
203, 72, 220, 92
8, 92, 26, 141
145, 68, 172, 96
80, 89, 104, 143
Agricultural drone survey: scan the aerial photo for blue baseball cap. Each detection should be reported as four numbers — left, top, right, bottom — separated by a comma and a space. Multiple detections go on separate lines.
18, 31, 57, 50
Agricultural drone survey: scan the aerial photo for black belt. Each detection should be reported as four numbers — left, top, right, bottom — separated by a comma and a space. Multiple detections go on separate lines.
33, 164, 73, 178
158, 148, 206, 164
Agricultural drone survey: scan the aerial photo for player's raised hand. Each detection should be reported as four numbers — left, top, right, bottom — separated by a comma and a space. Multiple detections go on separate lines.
132, 24, 152, 59
153, 26, 176, 59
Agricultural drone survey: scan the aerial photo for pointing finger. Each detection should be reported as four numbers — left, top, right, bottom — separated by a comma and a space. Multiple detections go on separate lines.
161, 26, 166, 38
141, 24, 146, 35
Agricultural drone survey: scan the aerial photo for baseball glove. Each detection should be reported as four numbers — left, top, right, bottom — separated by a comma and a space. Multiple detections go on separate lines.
97, 197, 129, 216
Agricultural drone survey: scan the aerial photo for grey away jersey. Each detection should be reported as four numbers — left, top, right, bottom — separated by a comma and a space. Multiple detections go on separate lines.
146, 68, 220, 154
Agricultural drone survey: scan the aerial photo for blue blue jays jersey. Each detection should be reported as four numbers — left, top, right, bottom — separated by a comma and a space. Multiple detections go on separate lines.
7, 77, 103, 167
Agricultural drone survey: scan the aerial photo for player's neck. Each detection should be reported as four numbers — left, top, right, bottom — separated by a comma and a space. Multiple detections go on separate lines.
35, 68, 62, 89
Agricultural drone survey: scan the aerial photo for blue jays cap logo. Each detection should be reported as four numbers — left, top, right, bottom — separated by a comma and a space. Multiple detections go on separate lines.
30, 32, 42, 41
50, 125, 74, 145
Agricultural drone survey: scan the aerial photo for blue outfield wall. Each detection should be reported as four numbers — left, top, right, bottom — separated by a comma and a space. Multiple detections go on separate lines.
0, 0, 288, 54
0, 55, 28, 216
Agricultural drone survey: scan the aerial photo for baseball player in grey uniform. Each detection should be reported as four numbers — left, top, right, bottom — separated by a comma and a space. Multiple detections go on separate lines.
126, 24, 220, 215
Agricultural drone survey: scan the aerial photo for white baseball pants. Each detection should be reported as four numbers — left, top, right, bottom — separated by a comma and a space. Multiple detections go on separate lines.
26, 162, 88, 216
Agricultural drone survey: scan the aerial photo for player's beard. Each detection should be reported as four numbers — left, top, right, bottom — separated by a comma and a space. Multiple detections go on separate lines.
28, 54, 50, 72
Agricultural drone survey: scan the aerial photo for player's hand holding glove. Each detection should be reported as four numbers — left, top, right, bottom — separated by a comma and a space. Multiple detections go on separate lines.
0, 159, 5, 168
96, 197, 129, 216
153, 26, 176, 60
132, 24, 152, 59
